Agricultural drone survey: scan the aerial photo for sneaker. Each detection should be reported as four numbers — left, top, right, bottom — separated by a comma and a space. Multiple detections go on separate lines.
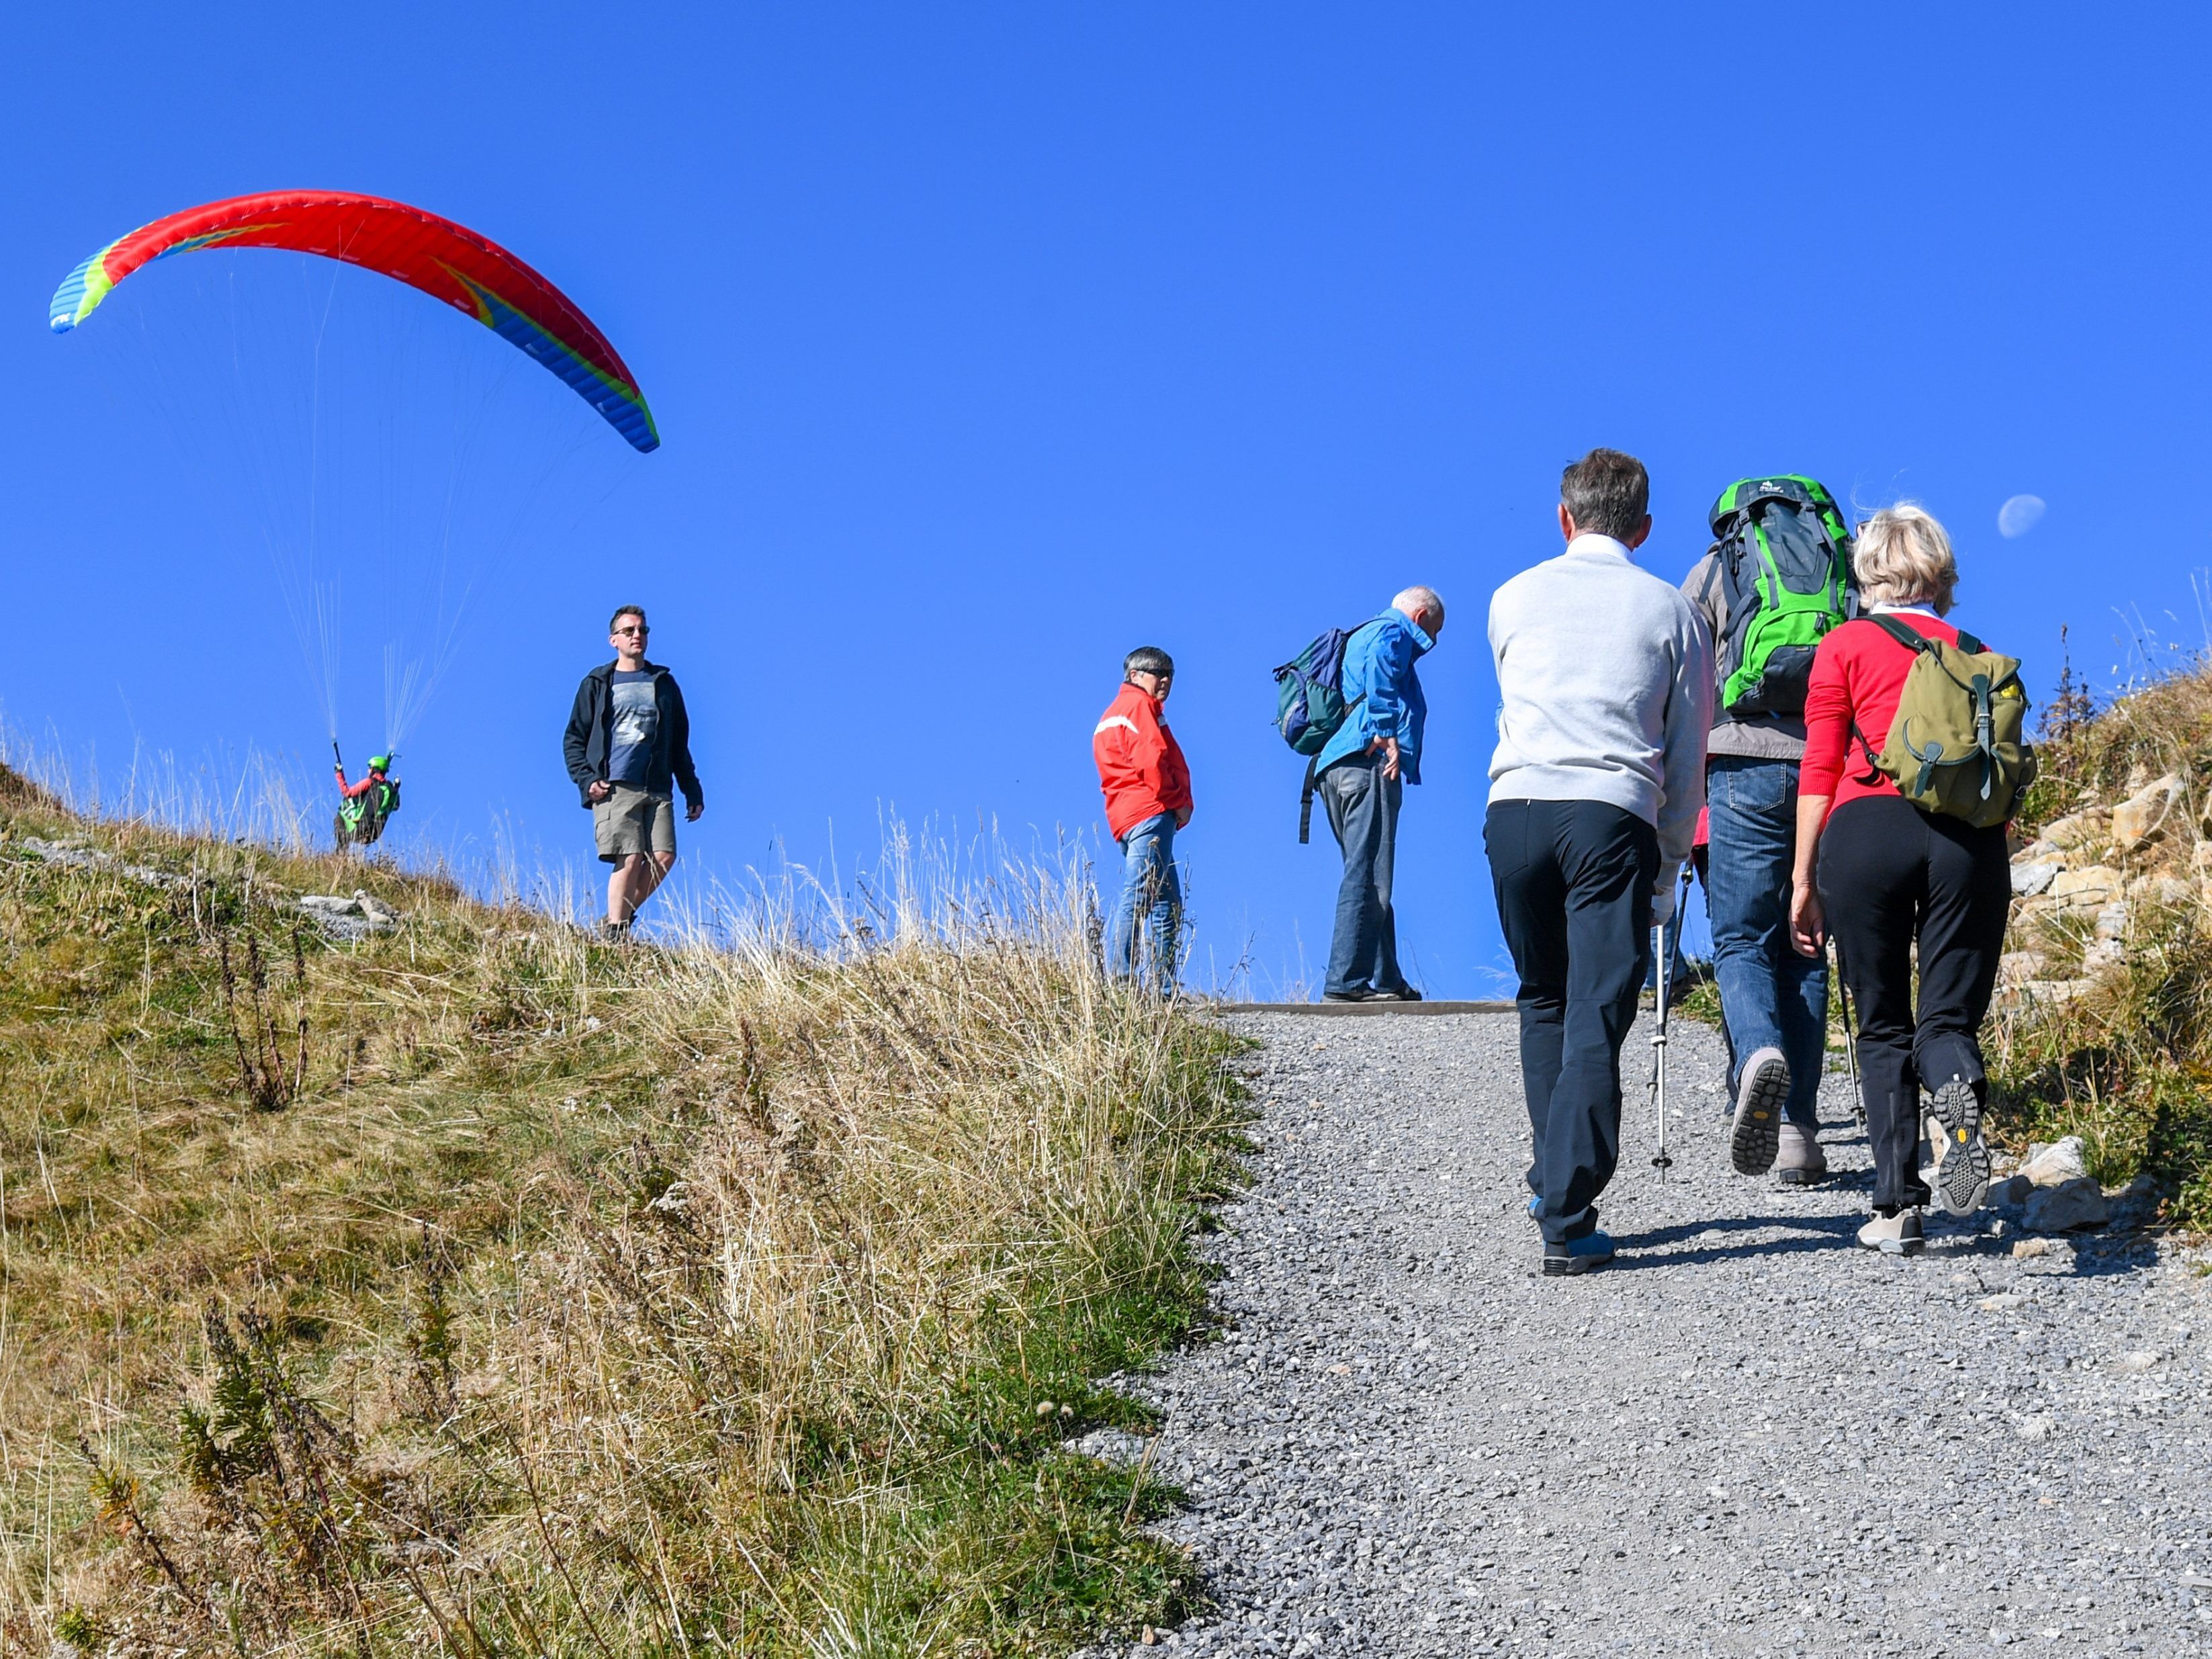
1728, 1047, 1789, 1176
1775, 1121, 1828, 1186
596, 917, 632, 942
1926, 1074, 1991, 1216
1857, 1208, 1925, 1255
1370, 985, 1423, 1003
1542, 1230, 1616, 1276
1321, 988, 1375, 1003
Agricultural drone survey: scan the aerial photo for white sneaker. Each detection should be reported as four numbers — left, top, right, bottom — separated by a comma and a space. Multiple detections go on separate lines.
1857, 1209, 1925, 1255
1775, 1121, 1828, 1185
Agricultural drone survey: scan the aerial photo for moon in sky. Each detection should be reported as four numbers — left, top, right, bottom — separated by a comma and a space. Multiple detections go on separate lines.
1998, 494, 2047, 538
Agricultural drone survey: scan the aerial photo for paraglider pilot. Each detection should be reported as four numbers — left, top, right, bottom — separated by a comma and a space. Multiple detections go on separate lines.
333, 752, 400, 851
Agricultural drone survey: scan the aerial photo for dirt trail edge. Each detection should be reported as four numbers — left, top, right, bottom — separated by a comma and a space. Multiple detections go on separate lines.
1110, 1011, 2212, 1658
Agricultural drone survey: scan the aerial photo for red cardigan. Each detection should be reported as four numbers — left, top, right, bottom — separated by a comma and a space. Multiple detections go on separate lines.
1800, 611, 1964, 812
1093, 682, 1193, 840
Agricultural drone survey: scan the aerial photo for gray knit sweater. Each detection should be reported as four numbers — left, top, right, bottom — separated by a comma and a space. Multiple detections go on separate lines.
1485, 534, 1714, 877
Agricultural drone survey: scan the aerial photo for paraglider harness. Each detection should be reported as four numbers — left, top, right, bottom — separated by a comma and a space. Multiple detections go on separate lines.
333, 746, 401, 849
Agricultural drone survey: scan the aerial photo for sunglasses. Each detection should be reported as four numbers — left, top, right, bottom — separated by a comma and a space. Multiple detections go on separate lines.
615, 624, 650, 636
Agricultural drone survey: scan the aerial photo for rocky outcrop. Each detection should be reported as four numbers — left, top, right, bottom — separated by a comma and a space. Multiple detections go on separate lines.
2000, 770, 2205, 1010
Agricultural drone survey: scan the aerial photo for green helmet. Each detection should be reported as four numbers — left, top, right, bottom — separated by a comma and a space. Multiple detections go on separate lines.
368, 754, 392, 772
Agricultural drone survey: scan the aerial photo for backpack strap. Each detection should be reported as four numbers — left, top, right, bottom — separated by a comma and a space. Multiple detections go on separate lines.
1862, 611, 1936, 655
1299, 756, 1318, 844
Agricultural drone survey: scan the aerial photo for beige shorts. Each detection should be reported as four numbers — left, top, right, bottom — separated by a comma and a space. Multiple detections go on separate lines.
593, 786, 677, 863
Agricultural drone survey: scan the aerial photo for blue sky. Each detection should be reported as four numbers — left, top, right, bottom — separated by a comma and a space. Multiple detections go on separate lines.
7, 4, 2209, 995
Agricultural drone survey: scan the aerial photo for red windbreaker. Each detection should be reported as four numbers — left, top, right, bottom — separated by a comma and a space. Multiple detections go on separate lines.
1093, 682, 1193, 841
1800, 611, 1967, 813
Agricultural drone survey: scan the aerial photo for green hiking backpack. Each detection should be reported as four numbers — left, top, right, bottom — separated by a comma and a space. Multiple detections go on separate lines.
1709, 476, 1857, 717
1857, 614, 2035, 828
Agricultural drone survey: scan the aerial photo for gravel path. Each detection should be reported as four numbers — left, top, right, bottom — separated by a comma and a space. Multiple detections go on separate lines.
1115, 1010, 2212, 1657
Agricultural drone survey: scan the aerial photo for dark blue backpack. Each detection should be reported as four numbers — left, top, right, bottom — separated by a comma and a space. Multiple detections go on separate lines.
1274, 625, 1365, 842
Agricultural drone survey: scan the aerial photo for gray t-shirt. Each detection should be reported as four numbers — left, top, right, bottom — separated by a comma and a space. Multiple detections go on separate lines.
1681, 548, 1806, 761
608, 670, 660, 787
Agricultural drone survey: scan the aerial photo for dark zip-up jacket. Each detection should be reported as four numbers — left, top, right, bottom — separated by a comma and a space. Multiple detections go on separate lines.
562, 661, 703, 809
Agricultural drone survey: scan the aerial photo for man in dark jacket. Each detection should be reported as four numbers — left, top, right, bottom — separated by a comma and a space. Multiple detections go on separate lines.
562, 604, 703, 938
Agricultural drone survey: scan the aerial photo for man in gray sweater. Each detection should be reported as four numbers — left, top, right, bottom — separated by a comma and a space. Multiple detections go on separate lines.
1485, 448, 1712, 1275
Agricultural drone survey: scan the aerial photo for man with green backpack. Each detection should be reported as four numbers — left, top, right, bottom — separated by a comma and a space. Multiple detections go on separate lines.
1681, 476, 1855, 1184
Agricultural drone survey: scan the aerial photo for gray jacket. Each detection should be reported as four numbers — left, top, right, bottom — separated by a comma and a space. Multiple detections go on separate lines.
1681, 548, 1806, 762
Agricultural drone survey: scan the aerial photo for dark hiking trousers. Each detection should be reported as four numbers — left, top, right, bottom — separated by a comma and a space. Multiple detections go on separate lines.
1818, 794, 2010, 1211
1485, 799, 1658, 1245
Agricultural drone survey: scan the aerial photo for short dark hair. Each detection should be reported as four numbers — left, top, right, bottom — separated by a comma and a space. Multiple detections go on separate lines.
1560, 449, 1650, 540
609, 604, 648, 633
1123, 645, 1175, 680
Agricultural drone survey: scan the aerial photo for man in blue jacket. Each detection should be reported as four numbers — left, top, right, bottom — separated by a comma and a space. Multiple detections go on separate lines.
1315, 586, 1444, 1001
562, 604, 705, 938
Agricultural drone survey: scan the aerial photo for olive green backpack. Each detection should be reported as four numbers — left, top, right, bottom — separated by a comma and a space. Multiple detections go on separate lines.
1855, 614, 2035, 828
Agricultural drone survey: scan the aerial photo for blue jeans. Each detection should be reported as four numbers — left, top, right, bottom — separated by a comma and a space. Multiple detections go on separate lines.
1320, 754, 1407, 997
1108, 813, 1182, 991
1706, 755, 1828, 1127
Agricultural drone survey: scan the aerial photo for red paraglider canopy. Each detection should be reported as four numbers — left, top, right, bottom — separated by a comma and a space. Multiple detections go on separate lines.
50, 189, 658, 452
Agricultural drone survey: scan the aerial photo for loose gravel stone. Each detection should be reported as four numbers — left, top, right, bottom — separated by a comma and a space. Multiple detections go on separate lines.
1108, 1011, 2212, 1657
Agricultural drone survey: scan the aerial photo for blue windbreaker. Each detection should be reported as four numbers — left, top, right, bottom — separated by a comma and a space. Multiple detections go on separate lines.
1315, 607, 1434, 783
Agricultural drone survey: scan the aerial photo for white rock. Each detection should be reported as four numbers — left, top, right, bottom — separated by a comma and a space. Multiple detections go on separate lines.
2048, 866, 2123, 908
2004, 979, 2093, 1014
2012, 1414, 2054, 1441
2113, 1351, 2162, 1374
2021, 1136, 2088, 1186
1063, 1427, 1152, 1467
353, 889, 400, 924
2092, 902, 2130, 941
2110, 773, 2184, 852
298, 894, 364, 916
2010, 859, 2063, 897
2039, 808, 2110, 851
2023, 1175, 2109, 1232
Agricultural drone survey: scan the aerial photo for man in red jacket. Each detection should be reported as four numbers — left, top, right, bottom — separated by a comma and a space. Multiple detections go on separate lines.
1094, 646, 1193, 992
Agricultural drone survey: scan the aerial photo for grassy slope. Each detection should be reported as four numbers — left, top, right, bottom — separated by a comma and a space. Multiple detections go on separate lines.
1991, 660, 2212, 1222
0, 770, 1246, 1655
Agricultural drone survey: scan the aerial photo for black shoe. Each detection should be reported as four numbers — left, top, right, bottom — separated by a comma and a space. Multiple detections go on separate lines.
1322, 988, 1375, 1003
1370, 985, 1423, 1003
1542, 1230, 1616, 1276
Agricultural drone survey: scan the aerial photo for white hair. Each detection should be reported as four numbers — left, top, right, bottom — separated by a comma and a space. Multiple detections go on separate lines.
1853, 504, 1957, 615
1393, 585, 1444, 627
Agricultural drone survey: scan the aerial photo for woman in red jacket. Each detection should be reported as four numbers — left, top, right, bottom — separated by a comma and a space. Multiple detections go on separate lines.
1787, 506, 2010, 1255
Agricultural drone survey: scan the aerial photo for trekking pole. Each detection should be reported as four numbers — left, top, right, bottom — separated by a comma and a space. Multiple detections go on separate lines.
1831, 937, 1866, 1127
1649, 872, 1683, 1177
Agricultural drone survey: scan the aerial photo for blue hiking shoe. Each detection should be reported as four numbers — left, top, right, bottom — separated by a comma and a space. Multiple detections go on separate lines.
1542, 1230, 1616, 1277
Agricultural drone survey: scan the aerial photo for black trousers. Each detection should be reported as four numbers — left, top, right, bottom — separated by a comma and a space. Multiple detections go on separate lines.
1485, 799, 1658, 1245
1818, 794, 2011, 1210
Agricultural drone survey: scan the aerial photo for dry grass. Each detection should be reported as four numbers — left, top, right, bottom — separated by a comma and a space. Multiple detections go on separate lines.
0, 768, 1246, 1655
1986, 658, 2212, 1223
